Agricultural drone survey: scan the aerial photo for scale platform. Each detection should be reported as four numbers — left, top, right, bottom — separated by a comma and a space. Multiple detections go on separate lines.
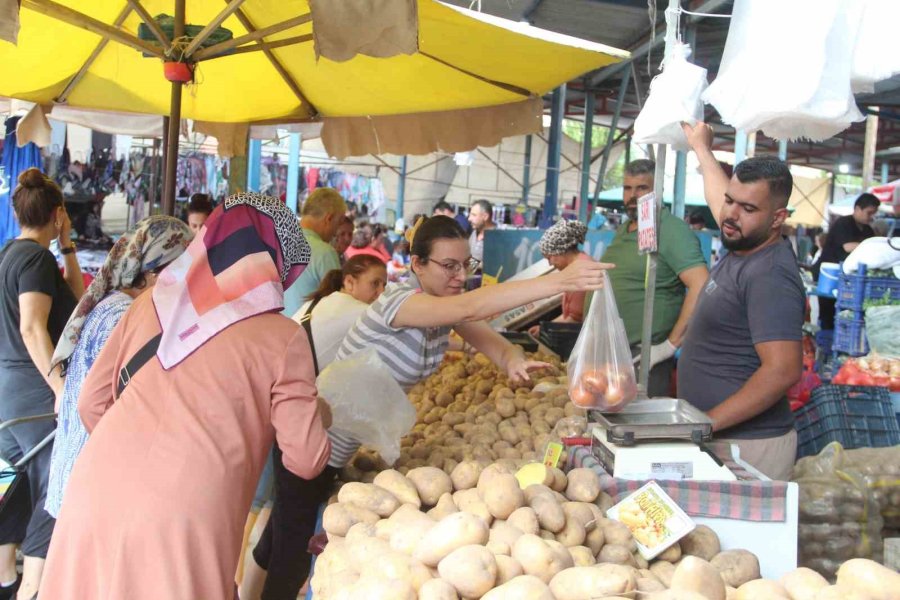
588, 398, 735, 481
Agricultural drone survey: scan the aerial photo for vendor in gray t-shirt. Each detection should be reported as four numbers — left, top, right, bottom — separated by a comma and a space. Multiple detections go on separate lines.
678, 123, 804, 481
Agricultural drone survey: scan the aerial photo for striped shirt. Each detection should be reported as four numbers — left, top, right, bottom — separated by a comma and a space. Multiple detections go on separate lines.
327, 282, 451, 467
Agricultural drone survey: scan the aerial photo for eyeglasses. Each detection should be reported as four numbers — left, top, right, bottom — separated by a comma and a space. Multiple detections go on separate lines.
423, 257, 481, 276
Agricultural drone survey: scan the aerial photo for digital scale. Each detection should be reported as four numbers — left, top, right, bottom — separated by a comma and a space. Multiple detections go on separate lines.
588, 398, 737, 481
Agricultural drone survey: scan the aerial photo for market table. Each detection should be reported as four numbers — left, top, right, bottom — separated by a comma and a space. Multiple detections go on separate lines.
567, 444, 799, 579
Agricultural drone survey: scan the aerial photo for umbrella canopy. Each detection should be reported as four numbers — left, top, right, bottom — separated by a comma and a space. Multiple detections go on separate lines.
0, 0, 627, 156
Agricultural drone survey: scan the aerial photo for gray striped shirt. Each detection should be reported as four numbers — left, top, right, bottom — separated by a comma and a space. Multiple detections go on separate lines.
327, 282, 450, 467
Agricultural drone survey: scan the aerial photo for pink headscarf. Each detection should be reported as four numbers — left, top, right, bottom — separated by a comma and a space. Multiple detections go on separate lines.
152, 193, 310, 369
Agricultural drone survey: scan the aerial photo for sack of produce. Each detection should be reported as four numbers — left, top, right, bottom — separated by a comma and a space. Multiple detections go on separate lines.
844, 446, 900, 531
864, 306, 900, 359
633, 42, 708, 151
317, 348, 417, 465
567, 271, 637, 412
793, 442, 884, 578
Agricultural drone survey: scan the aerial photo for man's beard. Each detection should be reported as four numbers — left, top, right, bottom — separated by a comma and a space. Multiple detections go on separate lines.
624, 200, 638, 221
720, 220, 770, 251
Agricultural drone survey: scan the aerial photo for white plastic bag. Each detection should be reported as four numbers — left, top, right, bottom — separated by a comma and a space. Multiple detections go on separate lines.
567, 272, 638, 412
633, 42, 707, 152
703, 0, 864, 142
316, 348, 416, 465
851, 0, 900, 93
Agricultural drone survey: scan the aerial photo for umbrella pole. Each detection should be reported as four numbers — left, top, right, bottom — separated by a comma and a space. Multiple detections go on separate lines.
162, 0, 186, 216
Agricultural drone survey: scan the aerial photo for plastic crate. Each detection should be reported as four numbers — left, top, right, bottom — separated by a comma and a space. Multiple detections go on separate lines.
833, 316, 869, 357
794, 384, 900, 458
836, 264, 900, 313
815, 329, 833, 355
538, 322, 582, 359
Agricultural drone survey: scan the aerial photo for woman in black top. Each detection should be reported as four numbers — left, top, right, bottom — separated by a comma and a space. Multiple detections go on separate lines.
0, 168, 83, 600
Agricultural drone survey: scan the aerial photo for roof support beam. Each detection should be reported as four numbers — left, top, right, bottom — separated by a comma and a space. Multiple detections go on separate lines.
183, 0, 246, 57
192, 12, 311, 60
126, 0, 170, 52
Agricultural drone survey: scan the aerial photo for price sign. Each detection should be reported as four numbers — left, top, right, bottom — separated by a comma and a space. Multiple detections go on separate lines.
637, 192, 658, 254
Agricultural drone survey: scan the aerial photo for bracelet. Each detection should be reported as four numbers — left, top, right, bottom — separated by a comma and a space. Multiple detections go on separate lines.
60, 244, 76, 255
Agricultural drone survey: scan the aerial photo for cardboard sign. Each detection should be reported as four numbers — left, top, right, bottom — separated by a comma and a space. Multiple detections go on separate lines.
637, 192, 658, 254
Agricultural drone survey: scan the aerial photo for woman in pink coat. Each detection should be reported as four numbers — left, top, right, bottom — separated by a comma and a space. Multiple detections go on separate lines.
40, 193, 331, 600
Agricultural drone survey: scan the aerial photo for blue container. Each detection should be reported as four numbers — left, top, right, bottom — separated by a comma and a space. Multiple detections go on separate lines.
836, 263, 900, 313
816, 262, 841, 298
833, 316, 869, 357
795, 384, 900, 458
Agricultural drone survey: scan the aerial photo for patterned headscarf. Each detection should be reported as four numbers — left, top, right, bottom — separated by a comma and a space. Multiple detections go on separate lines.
539, 219, 588, 256
51, 216, 192, 372
152, 193, 311, 369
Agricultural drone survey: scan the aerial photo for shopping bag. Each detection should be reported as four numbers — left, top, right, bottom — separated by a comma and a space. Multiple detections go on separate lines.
0, 463, 29, 521
316, 348, 416, 465
567, 272, 638, 412
633, 42, 708, 152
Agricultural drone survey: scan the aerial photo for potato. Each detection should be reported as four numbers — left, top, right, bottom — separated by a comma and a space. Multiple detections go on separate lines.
600, 518, 636, 551
524, 484, 555, 503
633, 552, 649, 570
416, 579, 457, 600
814, 585, 874, 600
710, 550, 760, 588
508, 507, 540, 535
496, 397, 517, 417
437, 544, 497, 599
482, 575, 555, 600
836, 558, 900, 600
345, 521, 377, 543
390, 512, 436, 555
734, 580, 790, 600
408, 467, 454, 507
646, 592, 713, 600
322, 502, 380, 537
779, 567, 829, 600
568, 545, 597, 567
335, 574, 416, 600
530, 494, 566, 533
564, 468, 601, 502
549, 564, 637, 600
359, 550, 420, 582
477, 463, 514, 495
414, 512, 490, 567
428, 492, 459, 520
374, 469, 421, 508
562, 502, 596, 528
484, 473, 527, 519
680, 525, 721, 561
337, 482, 401, 517
495, 554, 524, 584
650, 560, 677, 587
486, 540, 511, 556
554, 517, 587, 548
585, 525, 605, 555
657, 542, 682, 563
549, 467, 568, 492
512, 533, 573, 583
598, 543, 635, 566
638, 577, 668, 593
490, 520, 526, 548
669, 556, 726, 600
515, 463, 555, 489
453, 489, 493, 525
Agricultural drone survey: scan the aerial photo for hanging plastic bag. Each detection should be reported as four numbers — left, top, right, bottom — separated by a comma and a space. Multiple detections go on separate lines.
567, 272, 637, 412
633, 42, 707, 151
702, 0, 863, 142
316, 348, 416, 465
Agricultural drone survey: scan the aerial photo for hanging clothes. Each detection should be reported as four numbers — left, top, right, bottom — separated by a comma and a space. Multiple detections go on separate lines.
1, 116, 44, 245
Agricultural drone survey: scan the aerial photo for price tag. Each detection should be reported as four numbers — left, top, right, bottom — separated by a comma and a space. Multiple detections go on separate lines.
637, 192, 658, 254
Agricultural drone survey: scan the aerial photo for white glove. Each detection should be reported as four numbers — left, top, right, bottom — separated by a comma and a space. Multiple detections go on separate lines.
633, 339, 678, 368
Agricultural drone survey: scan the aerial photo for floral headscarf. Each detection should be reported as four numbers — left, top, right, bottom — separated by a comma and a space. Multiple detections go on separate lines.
51, 216, 192, 372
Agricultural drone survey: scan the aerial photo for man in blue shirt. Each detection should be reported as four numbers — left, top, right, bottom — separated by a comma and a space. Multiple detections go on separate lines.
282, 188, 347, 317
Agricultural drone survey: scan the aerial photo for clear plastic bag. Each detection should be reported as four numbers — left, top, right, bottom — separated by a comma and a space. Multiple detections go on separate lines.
567, 272, 638, 412
316, 348, 416, 465
633, 42, 708, 152
865, 306, 900, 358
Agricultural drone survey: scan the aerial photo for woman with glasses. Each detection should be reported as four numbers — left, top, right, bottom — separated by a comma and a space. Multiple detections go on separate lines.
45, 216, 193, 520
247, 215, 613, 600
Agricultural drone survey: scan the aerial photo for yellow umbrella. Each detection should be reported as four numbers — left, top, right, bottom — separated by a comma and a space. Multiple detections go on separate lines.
0, 0, 628, 210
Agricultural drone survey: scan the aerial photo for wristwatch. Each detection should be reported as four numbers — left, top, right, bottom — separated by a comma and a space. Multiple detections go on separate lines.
60, 243, 77, 255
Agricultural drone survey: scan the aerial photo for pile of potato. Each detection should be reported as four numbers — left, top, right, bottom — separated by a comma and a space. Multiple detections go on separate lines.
311, 461, 900, 599
793, 444, 889, 578
340, 351, 586, 482
842, 446, 900, 535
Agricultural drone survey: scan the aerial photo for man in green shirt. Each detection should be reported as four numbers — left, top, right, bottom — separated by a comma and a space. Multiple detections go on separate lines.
283, 187, 347, 317
585, 160, 709, 397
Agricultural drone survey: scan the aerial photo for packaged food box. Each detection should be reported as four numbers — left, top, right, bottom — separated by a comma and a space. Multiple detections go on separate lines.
606, 480, 695, 560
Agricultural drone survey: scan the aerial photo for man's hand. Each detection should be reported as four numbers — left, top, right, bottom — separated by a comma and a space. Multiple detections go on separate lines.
528, 324, 540, 338
633, 340, 678, 369
681, 121, 715, 153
